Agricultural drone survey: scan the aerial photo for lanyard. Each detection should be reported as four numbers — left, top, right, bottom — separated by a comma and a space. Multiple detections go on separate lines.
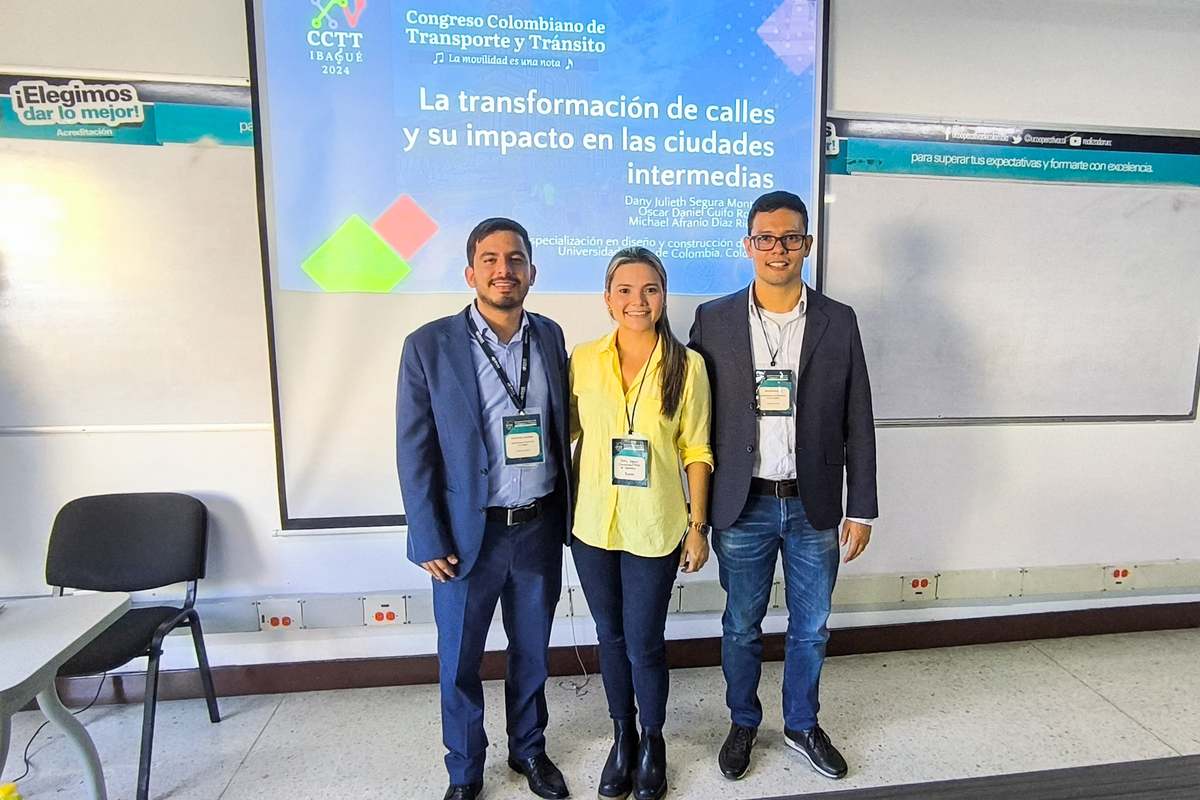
753, 303, 784, 367
753, 303, 801, 369
466, 308, 531, 412
621, 335, 659, 435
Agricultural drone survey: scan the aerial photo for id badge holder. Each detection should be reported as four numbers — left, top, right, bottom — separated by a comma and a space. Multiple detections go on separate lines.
503, 408, 545, 465
755, 369, 794, 416
612, 435, 650, 487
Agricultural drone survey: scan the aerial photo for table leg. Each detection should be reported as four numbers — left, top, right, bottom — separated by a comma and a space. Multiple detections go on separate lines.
0, 712, 11, 779
35, 685, 107, 800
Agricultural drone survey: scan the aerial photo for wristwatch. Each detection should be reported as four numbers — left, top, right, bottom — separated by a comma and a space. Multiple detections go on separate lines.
688, 520, 713, 537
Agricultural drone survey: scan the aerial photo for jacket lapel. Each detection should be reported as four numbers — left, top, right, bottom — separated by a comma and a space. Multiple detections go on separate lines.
528, 314, 566, 431
724, 286, 756, 393
797, 289, 829, 381
441, 308, 484, 440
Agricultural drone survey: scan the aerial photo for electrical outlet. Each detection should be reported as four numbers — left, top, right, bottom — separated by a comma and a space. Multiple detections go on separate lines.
364, 593, 407, 625
257, 598, 303, 631
901, 574, 937, 601
1103, 565, 1135, 591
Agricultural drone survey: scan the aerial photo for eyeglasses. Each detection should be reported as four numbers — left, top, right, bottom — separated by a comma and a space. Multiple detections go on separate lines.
749, 233, 809, 252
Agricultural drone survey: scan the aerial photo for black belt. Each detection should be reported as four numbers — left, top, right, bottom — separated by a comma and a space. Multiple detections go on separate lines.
485, 497, 545, 526
749, 477, 801, 498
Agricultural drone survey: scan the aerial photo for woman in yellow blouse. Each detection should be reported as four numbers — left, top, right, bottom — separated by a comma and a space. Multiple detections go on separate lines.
570, 246, 713, 800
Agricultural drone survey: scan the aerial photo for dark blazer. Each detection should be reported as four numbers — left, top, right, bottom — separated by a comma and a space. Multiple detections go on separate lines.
396, 307, 573, 578
688, 286, 878, 531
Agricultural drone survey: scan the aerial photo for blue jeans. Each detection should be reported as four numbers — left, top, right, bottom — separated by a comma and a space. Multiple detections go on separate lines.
713, 493, 840, 731
571, 538, 680, 731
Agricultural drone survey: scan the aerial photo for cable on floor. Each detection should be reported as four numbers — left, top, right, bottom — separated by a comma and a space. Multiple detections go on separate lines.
10, 672, 107, 785
556, 557, 592, 698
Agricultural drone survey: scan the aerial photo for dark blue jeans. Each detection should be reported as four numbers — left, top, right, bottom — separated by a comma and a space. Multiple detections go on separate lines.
571, 538, 680, 731
432, 509, 563, 784
713, 493, 840, 731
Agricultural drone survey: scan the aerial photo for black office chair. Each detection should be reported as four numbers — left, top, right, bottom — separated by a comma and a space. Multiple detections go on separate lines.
45, 492, 221, 800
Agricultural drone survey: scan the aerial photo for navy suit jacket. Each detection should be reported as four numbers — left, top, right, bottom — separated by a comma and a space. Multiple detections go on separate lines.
688, 286, 878, 531
396, 307, 573, 578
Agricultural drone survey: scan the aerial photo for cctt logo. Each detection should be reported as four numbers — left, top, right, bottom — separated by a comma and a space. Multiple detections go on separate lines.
307, 0, 367, 76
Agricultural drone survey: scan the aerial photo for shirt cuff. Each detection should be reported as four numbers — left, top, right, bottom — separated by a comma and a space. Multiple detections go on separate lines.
846, 517, 875, 527
678, 445, 714, 469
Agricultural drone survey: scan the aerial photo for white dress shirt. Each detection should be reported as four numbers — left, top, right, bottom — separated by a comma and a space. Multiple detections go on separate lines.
749, 285, 875, 527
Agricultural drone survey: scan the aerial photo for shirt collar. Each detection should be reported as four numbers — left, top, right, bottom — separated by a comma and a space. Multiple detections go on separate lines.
469, 301, 529, 345
601, 329, 619, 354
748, 282, 807, 321
601, 330, 665, 372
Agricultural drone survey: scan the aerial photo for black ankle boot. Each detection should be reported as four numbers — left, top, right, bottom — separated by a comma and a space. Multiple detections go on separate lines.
633, 728, 667, 800
598, 717, 639, 799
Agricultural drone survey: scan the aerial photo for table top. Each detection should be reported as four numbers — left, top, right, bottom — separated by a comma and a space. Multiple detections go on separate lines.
0, 593, 130, 702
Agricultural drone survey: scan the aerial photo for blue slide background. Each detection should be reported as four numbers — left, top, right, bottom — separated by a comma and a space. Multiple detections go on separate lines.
257, 0, 820, 293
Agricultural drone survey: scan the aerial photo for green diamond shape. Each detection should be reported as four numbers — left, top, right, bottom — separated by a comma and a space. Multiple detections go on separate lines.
302, 215, 412, 292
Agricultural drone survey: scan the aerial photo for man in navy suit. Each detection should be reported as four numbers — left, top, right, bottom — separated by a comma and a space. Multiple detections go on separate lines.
689, 191, 878, 783
396, 218, 572, 800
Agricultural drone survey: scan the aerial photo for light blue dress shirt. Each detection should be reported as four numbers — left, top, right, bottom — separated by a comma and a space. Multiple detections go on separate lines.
468, 302, 558, 507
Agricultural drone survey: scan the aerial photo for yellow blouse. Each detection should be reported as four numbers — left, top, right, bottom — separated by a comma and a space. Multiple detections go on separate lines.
569, 332, 714, 557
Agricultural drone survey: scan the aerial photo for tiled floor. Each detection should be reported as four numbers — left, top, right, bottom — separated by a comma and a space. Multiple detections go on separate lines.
3, 629, 1197, 799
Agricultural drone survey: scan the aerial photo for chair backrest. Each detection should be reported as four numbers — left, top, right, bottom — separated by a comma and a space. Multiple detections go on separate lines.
45, 492, 209, 592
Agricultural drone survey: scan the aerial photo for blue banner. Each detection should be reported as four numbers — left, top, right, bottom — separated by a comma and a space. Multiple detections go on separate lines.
843, 138, 1200, 187
0, 75, 252, 147
826, 117, 1200, 188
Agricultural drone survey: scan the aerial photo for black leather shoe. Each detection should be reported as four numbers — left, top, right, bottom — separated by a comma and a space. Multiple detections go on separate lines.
632, 729, 667, 800
443, 781, 483, 800
784, 725, 848, 779
718, 723, 757, 780
508, 752, 570, 799
598, 717, 639, 799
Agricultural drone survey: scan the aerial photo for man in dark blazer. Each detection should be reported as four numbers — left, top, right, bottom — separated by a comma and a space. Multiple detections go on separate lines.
396, 218, 572, 800
689, 191, 878, 783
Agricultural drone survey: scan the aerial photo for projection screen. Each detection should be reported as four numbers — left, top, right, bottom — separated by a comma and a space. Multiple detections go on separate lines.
247, 0, 828, 528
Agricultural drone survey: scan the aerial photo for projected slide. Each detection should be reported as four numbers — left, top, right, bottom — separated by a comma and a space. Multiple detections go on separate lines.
255, 0, 822, 295
250, 1, 825, 527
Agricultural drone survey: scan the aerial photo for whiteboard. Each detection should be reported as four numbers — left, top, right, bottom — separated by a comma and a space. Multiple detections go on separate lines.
822, 173, 1200, 421
269, 290, 707, 522
0, 139, 270, 427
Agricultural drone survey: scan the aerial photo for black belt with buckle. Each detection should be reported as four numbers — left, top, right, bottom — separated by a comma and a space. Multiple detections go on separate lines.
486, 497, 545, 526
749, 477, 801, 498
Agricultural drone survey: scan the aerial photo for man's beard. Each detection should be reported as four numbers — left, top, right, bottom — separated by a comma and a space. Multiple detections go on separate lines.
479, 289, 526, 309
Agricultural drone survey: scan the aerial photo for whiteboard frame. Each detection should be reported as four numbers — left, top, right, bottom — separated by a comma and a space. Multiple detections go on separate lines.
817, 112, 1200, 427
